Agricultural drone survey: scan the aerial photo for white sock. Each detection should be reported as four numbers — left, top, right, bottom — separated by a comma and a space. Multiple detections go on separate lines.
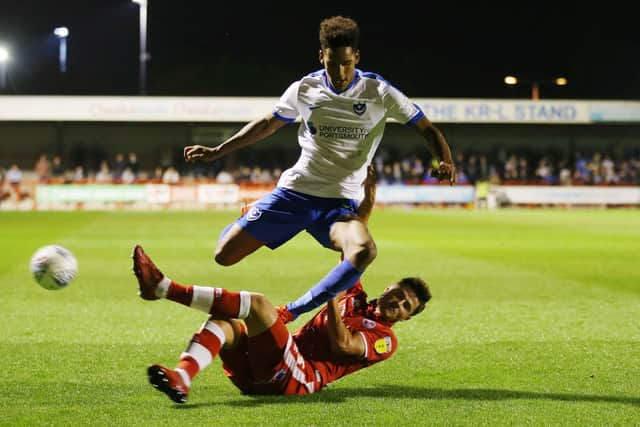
155, 277, 171, 298
175, 368, 191, 388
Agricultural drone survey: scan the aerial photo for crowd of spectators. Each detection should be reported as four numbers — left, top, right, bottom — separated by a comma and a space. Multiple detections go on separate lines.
374, 149, 640, 186
2, 148, 639, 202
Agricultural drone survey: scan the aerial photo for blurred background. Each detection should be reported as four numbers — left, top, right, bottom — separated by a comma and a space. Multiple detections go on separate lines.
1, 0, 639, 210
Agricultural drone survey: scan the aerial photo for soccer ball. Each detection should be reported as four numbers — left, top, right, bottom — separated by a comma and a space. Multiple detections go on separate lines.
29, 245, 78, 290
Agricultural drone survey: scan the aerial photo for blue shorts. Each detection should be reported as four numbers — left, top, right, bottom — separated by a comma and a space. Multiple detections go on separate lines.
235, 187, 359, 249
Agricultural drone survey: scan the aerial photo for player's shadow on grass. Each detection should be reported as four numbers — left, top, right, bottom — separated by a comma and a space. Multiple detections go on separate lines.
197, 386, 638, 408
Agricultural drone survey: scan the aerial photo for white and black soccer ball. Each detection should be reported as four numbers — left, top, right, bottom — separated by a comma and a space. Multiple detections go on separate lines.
29, 245, 78, 290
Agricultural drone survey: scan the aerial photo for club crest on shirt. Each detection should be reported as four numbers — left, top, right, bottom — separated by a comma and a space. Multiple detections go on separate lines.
374, 336, 392, 354
353, 102, 367, 115
271, 368, 287, 382
247, 207, 262, 221
362, 318, 376, 329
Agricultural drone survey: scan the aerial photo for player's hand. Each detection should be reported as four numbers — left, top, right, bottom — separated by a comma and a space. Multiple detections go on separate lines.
183, 145, 219, 163
362, 164, 377, 189
430, 161, 456, 186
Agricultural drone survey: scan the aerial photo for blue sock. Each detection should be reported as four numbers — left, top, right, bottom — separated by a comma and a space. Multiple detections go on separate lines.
286, 260, 362, 319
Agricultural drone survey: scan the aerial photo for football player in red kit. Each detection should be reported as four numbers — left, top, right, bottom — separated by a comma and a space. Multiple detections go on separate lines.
133, 245, 430, 401
133, 165, 431, 402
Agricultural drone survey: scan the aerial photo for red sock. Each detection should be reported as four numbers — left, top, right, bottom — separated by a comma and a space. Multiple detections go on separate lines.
166, 281, 194, 306
209, 288, 252, 319
176, 321, 225, 383
164, 282, 251, 319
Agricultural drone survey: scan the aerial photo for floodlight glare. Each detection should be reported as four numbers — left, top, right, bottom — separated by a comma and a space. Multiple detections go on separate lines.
0, 46, 9, 90
555, 77, 568, 86
54, 27, 69, 38
504, 75, 518, 85
132, 0, 149, 94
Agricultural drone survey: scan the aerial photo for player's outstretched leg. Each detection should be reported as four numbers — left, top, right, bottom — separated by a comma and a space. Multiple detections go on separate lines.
148, 319, 239, 404
147, 364, 189, 404
132, 244, 165, 300
132, 245, 253, 319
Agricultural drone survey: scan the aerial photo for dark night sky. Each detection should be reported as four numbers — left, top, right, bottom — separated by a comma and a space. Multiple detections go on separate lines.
0, 1, 638, 99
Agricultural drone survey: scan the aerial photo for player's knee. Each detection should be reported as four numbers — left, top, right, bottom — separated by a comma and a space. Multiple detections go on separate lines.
249, 292, 273, 314
350, 239, 377, 270
362, 239, 378, 264
214, 246, 236, 266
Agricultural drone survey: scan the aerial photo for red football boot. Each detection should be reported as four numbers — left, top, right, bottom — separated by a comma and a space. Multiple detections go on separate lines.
147, 364, 189, 404
131, 245, 164, 301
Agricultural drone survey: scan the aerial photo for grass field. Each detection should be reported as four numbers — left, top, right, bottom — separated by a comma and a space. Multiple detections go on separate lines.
1, 209, 639, 426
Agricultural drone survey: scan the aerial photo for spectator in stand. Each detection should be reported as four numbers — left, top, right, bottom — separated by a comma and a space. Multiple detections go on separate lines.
558, 161, 572, 186
6, 164, 23, 201
128, 152, 140, 177
503, 154, 518, 181
162, 166, 180, 184
51, 155, 64, 178
488, 165, 501, 185
136, 170, 150, 181
236, 166, 252, 183
95, 161, 113, 183
392, 162, 403, 183
401, 159, 412, 182
496, 147, 508, 170
272, 167, 282, 181
73, 166, 85, 183
410, 158, 425, 183
517, 157, 529, 182
250, 166, 273, 184
573, 152, 590, 183
378, 164, 392, 185
466, 154, 478, 185
588, 152, 602, 184
250, 166, 263, 184
478, 154, 489, 182
601, 154, 616, 183
152, 167, 164, 183
375, 148, 390, 173
535, 157, 554, 184
34, 154, 51, 182
216, 169, 234, 184
618, 161, 633, 184
454, 152, 465, 176
121, 167, 136, 184
113, 153, 127, 180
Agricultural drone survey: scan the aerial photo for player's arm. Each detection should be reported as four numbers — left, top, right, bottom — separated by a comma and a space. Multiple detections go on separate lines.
356, 164, 377, 224
414, 115, 456, 185
184, 113, 287, 163
326, 298, 366, 357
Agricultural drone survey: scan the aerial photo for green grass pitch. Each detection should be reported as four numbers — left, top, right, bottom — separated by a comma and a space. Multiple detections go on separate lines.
1, 209, 638, 426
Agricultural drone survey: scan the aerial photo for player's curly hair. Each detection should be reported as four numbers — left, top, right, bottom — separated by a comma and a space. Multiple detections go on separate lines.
398, 277, 431, 316
319, 16, 360, 50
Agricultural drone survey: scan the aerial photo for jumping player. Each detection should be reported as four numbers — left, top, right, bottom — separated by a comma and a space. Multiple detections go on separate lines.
133, 244, 431, 401
184, 16, 454, 321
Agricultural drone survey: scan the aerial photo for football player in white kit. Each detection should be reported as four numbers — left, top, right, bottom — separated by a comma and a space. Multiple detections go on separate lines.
184, 16, 454, 321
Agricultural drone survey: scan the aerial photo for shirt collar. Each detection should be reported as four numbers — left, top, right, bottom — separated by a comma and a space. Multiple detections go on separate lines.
323, 69, 361, 94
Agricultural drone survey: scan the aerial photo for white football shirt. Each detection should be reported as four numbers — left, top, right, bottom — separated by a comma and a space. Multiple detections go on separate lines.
272, 68, 424, 200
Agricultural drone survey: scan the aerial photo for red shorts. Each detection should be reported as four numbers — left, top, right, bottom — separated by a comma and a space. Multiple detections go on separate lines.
220, 320, 320, 395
